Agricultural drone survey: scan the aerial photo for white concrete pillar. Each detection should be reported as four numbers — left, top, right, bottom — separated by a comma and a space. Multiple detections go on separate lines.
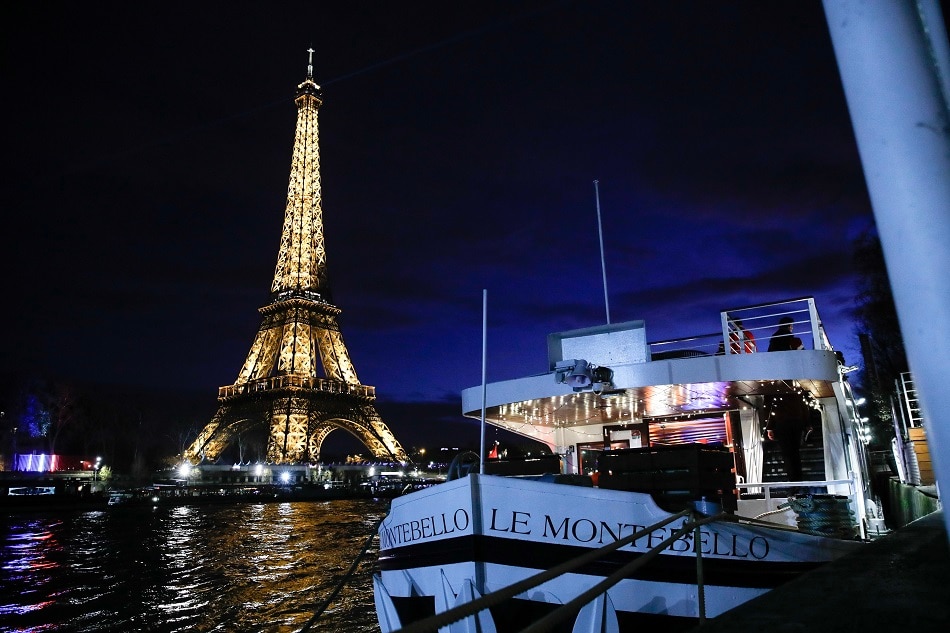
823, 0, 950, 538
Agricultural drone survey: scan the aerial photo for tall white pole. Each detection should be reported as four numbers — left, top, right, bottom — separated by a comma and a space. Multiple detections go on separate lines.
479, 289, 488, 472
823, 0, 950, 540
594, 180, 611, 324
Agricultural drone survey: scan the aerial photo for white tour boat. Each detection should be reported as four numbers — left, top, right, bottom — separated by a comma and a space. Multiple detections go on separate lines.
375, 297, 876, 633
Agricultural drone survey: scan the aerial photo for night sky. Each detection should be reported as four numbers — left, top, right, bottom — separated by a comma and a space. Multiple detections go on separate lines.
2, 2, 894, 453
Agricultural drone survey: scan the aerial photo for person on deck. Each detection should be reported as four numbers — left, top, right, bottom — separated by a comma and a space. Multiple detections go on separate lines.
739, 319, 757, 353
764, 394, 812, 485
767, 316, 804, 351
728, 319, 757, 354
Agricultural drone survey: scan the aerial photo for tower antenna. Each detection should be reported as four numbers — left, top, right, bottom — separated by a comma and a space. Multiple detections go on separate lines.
307, 47, 314, 79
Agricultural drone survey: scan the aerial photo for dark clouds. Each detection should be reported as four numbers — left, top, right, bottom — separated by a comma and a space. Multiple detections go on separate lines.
2, 1, 885, 448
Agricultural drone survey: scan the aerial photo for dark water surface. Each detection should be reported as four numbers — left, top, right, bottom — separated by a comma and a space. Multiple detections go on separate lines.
0, 499, 389, 632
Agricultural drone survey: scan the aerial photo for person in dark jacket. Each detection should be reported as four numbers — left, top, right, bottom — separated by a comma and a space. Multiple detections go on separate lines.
765, 394, 811, 483
767, 316, 804, 351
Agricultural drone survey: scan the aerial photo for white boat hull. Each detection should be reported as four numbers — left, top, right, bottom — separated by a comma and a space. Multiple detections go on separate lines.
376, 474, 862, 632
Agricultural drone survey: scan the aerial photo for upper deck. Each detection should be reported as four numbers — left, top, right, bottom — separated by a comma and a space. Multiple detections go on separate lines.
461, 297, 848, 429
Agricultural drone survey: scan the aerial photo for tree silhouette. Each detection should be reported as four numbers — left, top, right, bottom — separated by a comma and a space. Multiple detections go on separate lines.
852, 229, 909, 446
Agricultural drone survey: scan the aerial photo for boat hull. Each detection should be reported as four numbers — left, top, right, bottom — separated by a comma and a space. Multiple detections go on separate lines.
376, 474, 862, 631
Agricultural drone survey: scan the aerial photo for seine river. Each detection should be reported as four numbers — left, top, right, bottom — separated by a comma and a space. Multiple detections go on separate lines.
0, 499, 390, 633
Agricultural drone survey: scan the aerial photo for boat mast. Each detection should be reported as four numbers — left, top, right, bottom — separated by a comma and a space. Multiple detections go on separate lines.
594, 180, 611, 324
480, 289, 488, 472
823, 0, 950, 541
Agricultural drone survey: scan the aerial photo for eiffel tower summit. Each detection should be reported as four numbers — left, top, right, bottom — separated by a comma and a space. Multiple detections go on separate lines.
182, 51, 407, 466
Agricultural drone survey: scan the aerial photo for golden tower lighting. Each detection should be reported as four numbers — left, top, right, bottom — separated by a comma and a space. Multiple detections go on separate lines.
183, 50, 407, 465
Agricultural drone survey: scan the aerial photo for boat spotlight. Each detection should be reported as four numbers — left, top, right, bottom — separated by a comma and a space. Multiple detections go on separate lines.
555, 359, 591, 388
555, 359, 613, 392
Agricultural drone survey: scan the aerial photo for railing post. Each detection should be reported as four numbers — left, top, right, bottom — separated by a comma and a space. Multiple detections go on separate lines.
693, 513, 707, 624
806, 298, 821, 350
721, 311, 731, 354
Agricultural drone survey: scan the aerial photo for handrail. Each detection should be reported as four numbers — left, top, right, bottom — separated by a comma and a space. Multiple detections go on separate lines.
737, 477, 855, 500
722, 297, 829, 352
390, 508, 727, 633
647, 297, 833, 358
521, 512, 724, 633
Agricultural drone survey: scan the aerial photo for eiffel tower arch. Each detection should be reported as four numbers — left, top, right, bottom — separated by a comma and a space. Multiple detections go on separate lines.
182, 52, 407, 465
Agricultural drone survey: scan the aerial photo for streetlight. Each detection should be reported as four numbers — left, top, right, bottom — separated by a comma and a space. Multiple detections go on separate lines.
94, 456, 102, 481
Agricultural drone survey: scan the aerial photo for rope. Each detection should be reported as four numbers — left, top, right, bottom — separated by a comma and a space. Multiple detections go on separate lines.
752, 502, 791, 520
298, 512, 387, 632
787, 494, 856, 538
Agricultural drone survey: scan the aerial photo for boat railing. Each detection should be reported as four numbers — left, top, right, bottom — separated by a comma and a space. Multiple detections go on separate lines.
388, 507, 727, 633
737, 477, 856, 501
721, 296, 830, 354
647, 297, 832, 359
648, 332, 723, 358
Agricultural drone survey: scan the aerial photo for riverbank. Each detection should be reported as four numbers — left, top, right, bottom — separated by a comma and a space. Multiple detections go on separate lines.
689, 476, 944, 631
689, 508, 948, 632
0, 477, 439, 513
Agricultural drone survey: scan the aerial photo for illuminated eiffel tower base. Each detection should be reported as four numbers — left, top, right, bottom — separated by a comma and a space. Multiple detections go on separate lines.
182, 53, 407, 465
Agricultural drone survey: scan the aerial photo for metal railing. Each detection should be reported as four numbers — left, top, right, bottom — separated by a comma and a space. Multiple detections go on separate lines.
898, 372, 923, 429
648, 331, 723, 358
389, 508, 727, 633
218, 375, 375, 399
647, 297, 831, 359
738, 477, 856, 500
722, 297, 828, 355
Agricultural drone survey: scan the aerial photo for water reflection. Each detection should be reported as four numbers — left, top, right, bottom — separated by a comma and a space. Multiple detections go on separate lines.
0, 499, 389, 632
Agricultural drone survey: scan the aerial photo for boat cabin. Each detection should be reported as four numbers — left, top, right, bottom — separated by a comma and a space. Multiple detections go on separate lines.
460, 297, 873, 529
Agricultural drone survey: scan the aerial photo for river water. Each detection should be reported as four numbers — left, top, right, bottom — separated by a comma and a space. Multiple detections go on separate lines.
0, 499, 390, 633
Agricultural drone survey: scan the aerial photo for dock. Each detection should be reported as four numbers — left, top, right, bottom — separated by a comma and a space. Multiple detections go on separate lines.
690, 509, 949, 632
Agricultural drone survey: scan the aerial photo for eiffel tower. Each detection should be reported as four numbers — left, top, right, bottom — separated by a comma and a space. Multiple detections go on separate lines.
183, 51, 407, 465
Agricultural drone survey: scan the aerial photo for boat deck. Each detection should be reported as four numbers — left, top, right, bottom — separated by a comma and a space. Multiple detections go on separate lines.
689, 510, 949, 632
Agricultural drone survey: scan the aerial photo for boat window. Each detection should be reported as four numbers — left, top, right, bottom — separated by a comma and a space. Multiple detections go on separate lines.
577, 442, 605, 475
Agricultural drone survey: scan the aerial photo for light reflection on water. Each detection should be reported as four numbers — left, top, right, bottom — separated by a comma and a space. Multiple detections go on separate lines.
0, 499, 389, 632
